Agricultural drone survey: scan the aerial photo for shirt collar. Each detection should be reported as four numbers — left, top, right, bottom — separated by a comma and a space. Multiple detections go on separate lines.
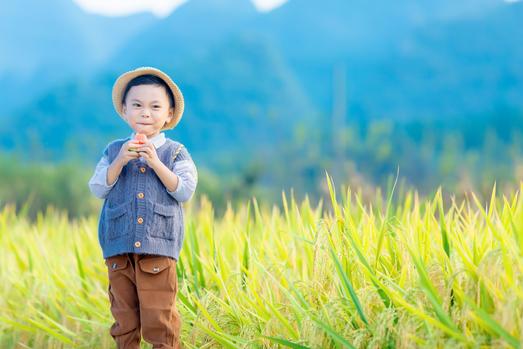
129, 132, 166, 149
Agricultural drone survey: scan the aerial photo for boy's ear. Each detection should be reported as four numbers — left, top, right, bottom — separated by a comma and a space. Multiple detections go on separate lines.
163, 108, 174, 128
122, 105, 130, 123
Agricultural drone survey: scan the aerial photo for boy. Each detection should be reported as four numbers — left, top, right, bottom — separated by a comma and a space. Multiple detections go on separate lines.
88, 67, 197, 349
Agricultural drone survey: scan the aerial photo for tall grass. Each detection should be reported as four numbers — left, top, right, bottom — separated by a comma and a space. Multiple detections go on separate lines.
1, 173, 522, 348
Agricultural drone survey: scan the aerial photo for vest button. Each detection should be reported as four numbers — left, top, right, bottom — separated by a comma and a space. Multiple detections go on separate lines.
134, 241, 141, 248
137, 217, 144, 224
140, 167, 146, 173
137, 192, 144, 199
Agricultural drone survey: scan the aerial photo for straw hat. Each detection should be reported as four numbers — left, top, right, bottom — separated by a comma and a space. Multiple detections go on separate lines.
112, 67, 184, 130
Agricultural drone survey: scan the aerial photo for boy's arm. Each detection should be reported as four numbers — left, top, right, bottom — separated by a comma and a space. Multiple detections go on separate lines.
150, 146, 198, 203
166, 158, 198, 202
88, 151, 119, 199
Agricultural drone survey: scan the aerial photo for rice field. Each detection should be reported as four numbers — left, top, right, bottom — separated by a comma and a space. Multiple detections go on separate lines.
1, 173, 522, 348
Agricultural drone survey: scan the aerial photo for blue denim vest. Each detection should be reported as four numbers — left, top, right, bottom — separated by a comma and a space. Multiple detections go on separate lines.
98, 136, 190, 261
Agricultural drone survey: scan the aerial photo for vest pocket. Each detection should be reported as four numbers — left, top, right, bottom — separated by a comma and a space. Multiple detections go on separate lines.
148, 202, 176, 240
105, 201, 132, 240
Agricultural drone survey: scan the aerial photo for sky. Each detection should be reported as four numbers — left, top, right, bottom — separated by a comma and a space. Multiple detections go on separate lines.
73, 0, 289, 17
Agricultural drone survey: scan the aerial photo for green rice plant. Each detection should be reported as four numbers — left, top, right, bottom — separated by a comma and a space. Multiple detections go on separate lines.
1, 175, 523, 348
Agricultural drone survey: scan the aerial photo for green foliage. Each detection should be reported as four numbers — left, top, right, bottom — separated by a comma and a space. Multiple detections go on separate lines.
0, 152, 271, 220
2, 177, 523, 347
2, 108, 523, 220
0, 153, 96, 219
272, 110, 523, 203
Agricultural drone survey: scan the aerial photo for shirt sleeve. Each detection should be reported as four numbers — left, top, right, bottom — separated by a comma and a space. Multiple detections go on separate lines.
88, 147, 118, 199
166, 146, 198, 203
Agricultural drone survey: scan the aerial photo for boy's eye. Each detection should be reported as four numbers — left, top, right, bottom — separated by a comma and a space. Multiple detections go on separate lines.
153, 106, 160, 109
133, 103, 141, 107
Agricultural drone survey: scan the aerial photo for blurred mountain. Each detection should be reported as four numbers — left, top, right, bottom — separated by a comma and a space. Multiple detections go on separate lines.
0, 0, 156, 113
249, 0, 504, 111
107, 0, 259, 70
0, 33, 313, 166
346, 1, 523, 120
1, 0, 522, 168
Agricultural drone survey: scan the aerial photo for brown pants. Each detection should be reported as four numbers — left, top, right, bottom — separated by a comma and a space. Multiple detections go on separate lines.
105, 253, 183, 349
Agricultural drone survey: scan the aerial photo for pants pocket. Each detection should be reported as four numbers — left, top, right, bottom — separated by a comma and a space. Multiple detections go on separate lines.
137, 255, 179, 349
138, 256, 177, 306
105, 254, 129, 270
105, 254, 130, 282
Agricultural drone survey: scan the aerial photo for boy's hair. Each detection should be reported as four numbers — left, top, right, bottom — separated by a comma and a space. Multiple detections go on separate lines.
121, 74, 175, 109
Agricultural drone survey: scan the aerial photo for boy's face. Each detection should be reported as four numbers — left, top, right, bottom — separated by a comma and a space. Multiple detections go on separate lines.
122, 84, 174, 138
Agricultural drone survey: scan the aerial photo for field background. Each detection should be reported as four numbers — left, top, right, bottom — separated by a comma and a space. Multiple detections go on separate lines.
2, 177, 523, 348
2, 0, 523, 347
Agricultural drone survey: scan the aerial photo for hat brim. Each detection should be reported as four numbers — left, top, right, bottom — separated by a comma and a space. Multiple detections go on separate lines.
112, 67, 184, 131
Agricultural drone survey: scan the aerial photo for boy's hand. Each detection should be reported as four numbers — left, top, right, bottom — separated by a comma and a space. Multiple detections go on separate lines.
135, 141, 161, 168
116, 140, 141, 166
